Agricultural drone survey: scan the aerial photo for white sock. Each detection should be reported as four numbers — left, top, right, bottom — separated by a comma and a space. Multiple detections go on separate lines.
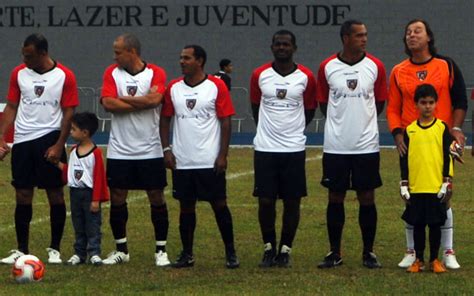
441, 208, 454, 251
405, 223, 414, 250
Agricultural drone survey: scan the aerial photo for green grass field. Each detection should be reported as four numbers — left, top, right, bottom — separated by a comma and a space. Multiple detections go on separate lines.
0, 147, 473, 295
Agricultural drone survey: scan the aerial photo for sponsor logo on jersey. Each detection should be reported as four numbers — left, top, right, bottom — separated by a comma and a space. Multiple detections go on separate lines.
347, 79, 358, 91
74, 169, 83, 180
276, 88, 287, 99
127, 85, 138, 96
186, 99, 197, 110
416, 70, 427, 81
34, 85, 45, 97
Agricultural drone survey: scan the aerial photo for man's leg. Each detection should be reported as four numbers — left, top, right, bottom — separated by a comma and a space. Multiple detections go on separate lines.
15, 189, 34, 254
171, 199, 196, 268
103, 188, 130, 265
258, 197, 277, 267
211, 199, 239, 268
318, 191, 345, 268
147, 189, 170, 266
357, 189, 381, 268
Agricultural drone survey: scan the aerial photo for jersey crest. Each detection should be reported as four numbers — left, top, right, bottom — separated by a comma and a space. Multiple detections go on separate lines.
74, 169, 83, 180
347, 79, 358, 90
416, 70, 427, 81
34, 85, 45, 97
127, 85, 138, 96
186, 98, 196, 110
276, 88, 287, 99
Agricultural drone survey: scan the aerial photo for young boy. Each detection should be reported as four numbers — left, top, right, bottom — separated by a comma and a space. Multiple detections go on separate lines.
55, 112, 109, 265
399, 84, 452, 273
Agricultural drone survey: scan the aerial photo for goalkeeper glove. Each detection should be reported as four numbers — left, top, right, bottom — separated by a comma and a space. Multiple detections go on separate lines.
400, 180, 410, 202
437, 177, 453, 202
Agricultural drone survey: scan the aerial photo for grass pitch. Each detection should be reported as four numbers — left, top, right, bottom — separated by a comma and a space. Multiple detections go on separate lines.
0, 147, 473, 295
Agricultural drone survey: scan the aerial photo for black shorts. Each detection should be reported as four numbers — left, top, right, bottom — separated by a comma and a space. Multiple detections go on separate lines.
172, 169, 226, 201
11, 131, 66, 189
402, 193, 447, 225
106, 158, 167, 190
253, 151, 307, 199
321, 152, 382, 192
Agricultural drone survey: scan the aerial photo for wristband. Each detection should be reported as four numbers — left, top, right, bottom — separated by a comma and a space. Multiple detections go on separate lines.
452, 127, 463, 132
163, 146, 172, 153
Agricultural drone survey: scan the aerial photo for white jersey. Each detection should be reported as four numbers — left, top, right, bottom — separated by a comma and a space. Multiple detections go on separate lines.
250, 63, 317, 152
7, 63, 78, 144
162, 75, 235, 169
316, 53, 388, 154
101, 63, 166, 160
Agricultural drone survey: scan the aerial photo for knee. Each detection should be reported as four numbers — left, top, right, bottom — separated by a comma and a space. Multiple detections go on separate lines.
328, 191, 345, 204
259, 197, 276, 209
46, 188, 65, 205
147, 190, 165, 206
357, 190, 375, 206
180, 200, 196, 214
110, 189, 128, 206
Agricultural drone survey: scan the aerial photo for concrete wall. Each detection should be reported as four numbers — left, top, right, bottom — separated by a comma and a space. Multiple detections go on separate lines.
0, 0, 472, 133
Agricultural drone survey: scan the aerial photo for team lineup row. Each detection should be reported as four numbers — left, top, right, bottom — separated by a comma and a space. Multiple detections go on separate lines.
0, 18, 469, 273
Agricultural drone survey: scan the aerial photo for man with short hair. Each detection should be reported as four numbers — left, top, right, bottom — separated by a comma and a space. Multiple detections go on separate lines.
250, 30, 317, 268
387, 19, 467, 269
316, 20, 387, 269
0, 33, 78, 264
100, 33, 170, 266
160, 45, 239, 269
214, 59, 233, 91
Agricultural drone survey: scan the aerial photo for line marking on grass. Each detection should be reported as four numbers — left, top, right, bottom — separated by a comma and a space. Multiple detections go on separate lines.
0, 154, 322, 233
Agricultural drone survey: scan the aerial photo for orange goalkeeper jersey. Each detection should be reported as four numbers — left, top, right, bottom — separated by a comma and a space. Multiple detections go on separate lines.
387, 55, 467, 133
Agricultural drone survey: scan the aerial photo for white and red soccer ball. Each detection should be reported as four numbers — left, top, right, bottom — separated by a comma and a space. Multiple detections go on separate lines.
12, 255, 45, 283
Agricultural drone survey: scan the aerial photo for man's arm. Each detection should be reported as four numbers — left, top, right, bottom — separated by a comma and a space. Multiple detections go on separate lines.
0, 102, 18, 160
305, 109, 315, 126
376, 101, 385, 116
251, 103, 259, 126
159, 115, 176, 170
45, 106, 74, 163
215, 116, 231, 173
120, 86, 164, 109
101, 97, 136, 113
319, 103, 327, 117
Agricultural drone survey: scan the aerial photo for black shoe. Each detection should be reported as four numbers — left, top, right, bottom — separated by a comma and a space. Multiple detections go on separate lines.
226, 252, 240, 269
317, 251, 343, 268
275, 252, 291, 268
259, 249, 276, 268
363, 252, 382, 269
171, 252, 195, 268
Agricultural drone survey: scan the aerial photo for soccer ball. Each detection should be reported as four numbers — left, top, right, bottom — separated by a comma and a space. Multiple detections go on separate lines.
12, 255, 45, 283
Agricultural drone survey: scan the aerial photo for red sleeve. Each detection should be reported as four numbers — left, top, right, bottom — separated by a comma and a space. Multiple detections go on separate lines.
92, 148, 109, 203
100, 65, 118, 98
316, 57, 333, 103
209, 76, 235, 118
368, 55, 388, 102
149, 64, 167, 95
57, 64, 79, 108
160, 79, 179, 117
298, 65, 318, 110
6, 65, 24, 104
249, 63, 271, 105
61, 163, 68, 184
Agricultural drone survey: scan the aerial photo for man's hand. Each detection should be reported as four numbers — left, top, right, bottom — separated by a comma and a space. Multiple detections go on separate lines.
450, 140, 464, 164
394, 133, 407, 157
214, 154, 227, 174
450, 128, 465, 147
400, 180, 410, 203
44, 143, 64, 164
163, 150, 176, 170
0, 139, 10, 161
90, 201, 100, 213
437, 177, 453, 203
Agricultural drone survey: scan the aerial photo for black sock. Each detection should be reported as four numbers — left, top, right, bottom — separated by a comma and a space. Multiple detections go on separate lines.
50, 203, 66, 251
414, 224, 426, 262
429, 223, 442, 262
280, 199, 301, 250
110, 203, 128, 253
151, 203, 169, 253
213, 205, 235, 255
327, 202, 345, 254
179, 210, 196, 255
258, 198, 276, 250
359, 204, 377, 254
15, 204, 32, 254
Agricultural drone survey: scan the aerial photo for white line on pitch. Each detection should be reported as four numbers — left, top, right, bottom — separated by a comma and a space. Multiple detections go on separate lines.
0, 154, 322, 233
